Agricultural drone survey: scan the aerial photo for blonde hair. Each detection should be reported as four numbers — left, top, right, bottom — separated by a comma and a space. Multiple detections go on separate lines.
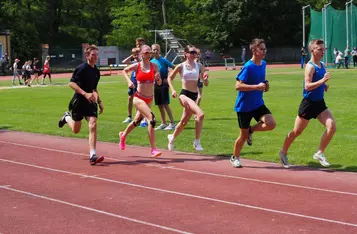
309, 39, 324, 52
140, 45, 151, 53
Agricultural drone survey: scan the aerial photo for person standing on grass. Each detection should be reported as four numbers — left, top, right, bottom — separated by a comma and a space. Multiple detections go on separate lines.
352, 47, 357, 67
31, 58, 41, 85
151, 43, 176, 130
122, 47, 140, 124
301, 47, 307, 68
57, 45, 104, 166
12, 58, 22, 85
279, 39, 336, 168
42, 56, 52, 85
230, 38, 276, 168
119, 45, 163, 158
167, 45, 208, 152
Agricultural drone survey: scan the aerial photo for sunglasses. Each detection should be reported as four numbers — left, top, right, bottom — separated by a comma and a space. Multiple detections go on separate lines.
188, 51, 197, 54
142, 51, 151, 54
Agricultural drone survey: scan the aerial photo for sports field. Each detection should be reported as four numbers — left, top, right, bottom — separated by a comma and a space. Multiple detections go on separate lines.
1, 66, 356, 171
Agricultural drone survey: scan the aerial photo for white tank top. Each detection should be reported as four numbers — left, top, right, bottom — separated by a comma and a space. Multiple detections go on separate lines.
181, 62, 199, 81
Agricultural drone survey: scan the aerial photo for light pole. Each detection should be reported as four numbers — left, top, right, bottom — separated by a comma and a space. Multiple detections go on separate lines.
346, 0, 353, 47
323, 2, 332, 65
302, 5, 310, 48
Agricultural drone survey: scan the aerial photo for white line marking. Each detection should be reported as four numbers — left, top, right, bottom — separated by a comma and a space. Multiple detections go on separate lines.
146, 164, 357, 197
0, 185, 192, 234
0, 140, 127, 161
1, 140, 356, 197
1, 158, 357, 228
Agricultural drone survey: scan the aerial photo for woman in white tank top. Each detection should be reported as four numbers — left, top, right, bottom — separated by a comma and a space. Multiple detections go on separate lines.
167, 45, 209, 151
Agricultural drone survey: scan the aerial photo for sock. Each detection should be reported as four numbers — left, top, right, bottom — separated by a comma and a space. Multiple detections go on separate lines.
65, 115, 71, 122
90, 149, 96, 158
194, 139, 200, 144
249, 126, 253, 134
128, 115, 132, 118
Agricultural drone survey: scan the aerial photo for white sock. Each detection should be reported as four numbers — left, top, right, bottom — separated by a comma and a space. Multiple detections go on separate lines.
65, 116, 71, 122
194, 139, 200, 144
90, 149, 96, 158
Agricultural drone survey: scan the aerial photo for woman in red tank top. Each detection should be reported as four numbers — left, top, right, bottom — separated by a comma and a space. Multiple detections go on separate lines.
119, 45, 163, 157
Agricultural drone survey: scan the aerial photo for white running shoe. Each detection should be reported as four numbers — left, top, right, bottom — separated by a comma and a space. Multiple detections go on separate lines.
168, 134, 175, 151
122, 117, 132, 123
164, 123, 176, 130
230, 156, 242, 168
313, 152, 330, 167
155, 123, 168, 130
279, 151, 290, 169
193, 140, 203, 151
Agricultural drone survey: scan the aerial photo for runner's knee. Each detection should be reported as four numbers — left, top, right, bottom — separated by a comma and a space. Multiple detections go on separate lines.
149, 112, 156, 127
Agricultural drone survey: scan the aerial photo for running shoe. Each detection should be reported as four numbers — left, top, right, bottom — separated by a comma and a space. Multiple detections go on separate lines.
58, 111, 70, 128
122, 117, 132, 124
119, 132, 126, 150
155, 123, 168, 130
90, 155, 104, 165
151, 148, 162, 158
193, 140, 204, 151
279, 151, 290, 168
230, 156, 242, 168
164, 123, 176, 130
313, 152, 330, 167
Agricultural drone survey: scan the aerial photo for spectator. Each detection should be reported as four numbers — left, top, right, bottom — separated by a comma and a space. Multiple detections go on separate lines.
351, 47, 357, 67
344, 46, 350, 69
241, 46, 246, 64
300, 47, 307, 68
204, 48, 212, 66
335, 52, 343, 69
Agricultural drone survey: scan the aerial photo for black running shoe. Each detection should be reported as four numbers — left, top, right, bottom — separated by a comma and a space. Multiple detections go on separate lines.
90, 155, 104, 165
58, 111, 70, 128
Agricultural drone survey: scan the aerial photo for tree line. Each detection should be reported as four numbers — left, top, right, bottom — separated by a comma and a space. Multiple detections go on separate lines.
0, 0, 348, 60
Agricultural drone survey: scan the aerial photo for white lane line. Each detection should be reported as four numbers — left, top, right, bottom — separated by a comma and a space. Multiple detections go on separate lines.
145, 164, 357, 197
0, 185, 192, 234
1, 158, 357, 228
1, 140, 356, 197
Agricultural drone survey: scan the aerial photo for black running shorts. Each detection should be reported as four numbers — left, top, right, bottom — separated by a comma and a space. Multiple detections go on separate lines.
298, 98, 327, 120
236, 105, 272, 129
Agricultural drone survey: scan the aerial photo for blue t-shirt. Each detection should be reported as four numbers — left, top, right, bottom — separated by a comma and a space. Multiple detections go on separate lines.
303, 62, 325, 101
150, 56, 174, 79
234, 60, 266, 112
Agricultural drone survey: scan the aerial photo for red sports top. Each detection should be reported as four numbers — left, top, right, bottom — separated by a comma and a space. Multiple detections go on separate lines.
136, 62, 154, 83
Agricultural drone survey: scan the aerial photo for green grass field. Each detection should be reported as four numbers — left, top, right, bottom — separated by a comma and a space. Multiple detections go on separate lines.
1, 67, 357, 171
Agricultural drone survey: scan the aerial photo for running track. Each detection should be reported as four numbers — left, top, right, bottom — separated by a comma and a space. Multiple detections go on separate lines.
1, 131, 357, 233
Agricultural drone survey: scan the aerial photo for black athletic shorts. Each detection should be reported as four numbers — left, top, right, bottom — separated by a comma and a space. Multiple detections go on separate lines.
298, 98, 327, 120
68, 95, 98, 121
236, 105, 272, 129
180, 89, 198, 101
154, 84, 170, 105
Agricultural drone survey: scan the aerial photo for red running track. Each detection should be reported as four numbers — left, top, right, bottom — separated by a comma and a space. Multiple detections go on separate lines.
1, 131, 357, 233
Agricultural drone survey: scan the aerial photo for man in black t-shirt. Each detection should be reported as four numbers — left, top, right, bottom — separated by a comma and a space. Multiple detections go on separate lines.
58, 45, 104, 165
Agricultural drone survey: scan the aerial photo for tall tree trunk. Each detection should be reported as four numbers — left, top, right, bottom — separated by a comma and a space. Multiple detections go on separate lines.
162, 0, 167, 25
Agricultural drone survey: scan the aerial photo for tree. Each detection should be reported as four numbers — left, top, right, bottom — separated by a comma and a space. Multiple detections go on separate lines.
107, 0, 151, 48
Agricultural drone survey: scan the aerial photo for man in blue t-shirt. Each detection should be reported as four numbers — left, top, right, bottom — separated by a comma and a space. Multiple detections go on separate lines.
279, 39, 335, 168
231, 38, 276, 168
151, 44, 176, 130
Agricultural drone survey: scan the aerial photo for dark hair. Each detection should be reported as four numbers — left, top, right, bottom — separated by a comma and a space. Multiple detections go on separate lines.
249, 38, 265, 51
